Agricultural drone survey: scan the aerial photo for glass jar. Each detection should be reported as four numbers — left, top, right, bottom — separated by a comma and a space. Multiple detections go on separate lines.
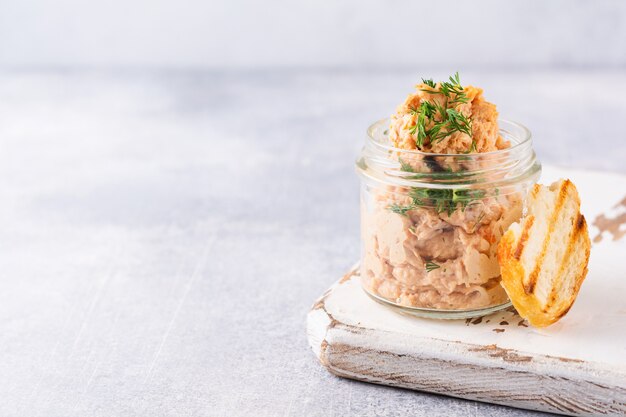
356, 119, 541, 319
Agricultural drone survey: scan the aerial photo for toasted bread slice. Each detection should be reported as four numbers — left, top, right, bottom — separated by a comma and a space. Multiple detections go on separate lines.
497, 179, 590, 327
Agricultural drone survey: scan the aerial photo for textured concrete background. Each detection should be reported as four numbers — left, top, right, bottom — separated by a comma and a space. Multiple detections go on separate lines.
0, 69, 623, 416
1, 0, 625, 69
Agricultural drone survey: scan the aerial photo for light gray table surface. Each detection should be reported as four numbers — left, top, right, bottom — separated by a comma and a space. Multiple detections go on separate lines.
0, 69, 624, 417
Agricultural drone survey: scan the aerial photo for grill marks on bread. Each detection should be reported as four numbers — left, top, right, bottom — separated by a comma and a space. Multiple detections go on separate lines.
513, 215, 534, 260
523, 181, 572, 296
545, 213, 589, 314
497, 179, 591, 327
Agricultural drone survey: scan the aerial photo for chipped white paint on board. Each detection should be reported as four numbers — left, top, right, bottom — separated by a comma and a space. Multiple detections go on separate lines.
307, 166, 626, 417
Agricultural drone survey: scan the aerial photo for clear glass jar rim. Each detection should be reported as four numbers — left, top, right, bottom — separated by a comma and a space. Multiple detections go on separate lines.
358, 117, 541, 190
366, 118, 532, 157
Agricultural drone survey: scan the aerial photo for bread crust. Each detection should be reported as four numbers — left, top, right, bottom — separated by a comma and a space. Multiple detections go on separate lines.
497, 180, 591, 327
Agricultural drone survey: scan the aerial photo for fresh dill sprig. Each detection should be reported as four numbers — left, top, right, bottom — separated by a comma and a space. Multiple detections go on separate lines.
388, 186, 486, 217
388, 203, 417, 216
443, 72, 469, 105
425, 261, 441, 272
408, 187, 429, 206
445, 108, 472, 136
398, 157, 415, 173
464, 140, 477, 154
419, 72, 468, 104
409, 101, 436, 146
451, 188, 486, 213
421, 78, 437, 89
410, 72, 473, 151
428, 108, 473, 144
419, 188, 480, 215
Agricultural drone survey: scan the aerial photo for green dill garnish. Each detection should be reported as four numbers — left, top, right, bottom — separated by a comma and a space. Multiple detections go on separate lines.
388, 186, 486, 216
408, 187, 429, 206
425, 261, 441, 272
427, 108, 473, 144
443, 72, 470, 105
445, 108, 472, 136
409, 101, 437, 147
421, 78, 436, 89
398, 157, 415, 173
421, 72, 469, 104
409, 72, 474, 151
416, 187, 485, 215
388, 203, 417, 216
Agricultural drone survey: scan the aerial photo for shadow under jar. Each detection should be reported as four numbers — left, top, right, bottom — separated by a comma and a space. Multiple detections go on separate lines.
356, 119, 541, 319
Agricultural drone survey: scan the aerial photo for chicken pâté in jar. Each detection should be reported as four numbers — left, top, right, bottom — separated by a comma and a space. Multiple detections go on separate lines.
356, 73, 541, 318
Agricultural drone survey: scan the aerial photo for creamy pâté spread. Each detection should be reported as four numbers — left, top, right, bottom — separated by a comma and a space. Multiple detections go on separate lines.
362, 73, 522, 309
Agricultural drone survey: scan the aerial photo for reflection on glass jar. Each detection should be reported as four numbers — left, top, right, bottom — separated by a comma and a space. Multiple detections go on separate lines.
356, 119, 541, 319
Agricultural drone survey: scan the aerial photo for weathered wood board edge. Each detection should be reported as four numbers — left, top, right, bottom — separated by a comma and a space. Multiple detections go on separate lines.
306, 267, 626, 417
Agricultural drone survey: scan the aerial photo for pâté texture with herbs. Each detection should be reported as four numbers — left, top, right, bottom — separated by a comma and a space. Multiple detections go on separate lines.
361, 73, 524, 309
388, 72, 509, 154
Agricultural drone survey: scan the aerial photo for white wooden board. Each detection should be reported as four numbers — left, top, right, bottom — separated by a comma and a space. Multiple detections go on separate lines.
307, 166, 626, 416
